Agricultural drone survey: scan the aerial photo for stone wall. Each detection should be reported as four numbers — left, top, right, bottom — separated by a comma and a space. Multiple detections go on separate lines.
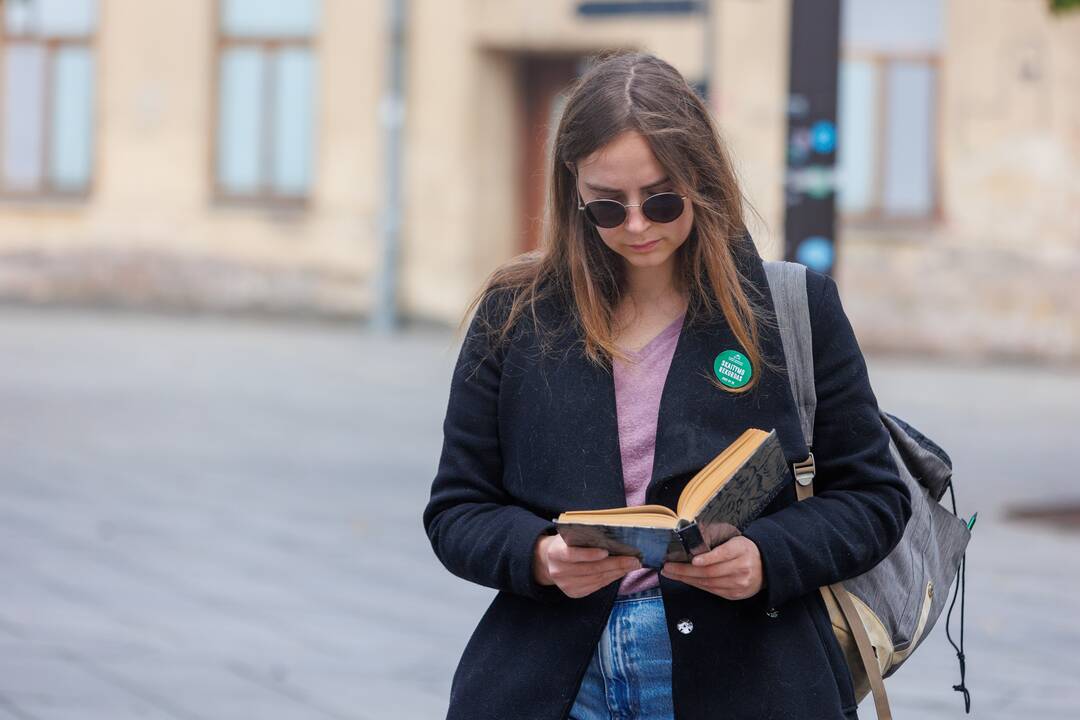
839, 228, 1080, 364
839, 0, 1080, 365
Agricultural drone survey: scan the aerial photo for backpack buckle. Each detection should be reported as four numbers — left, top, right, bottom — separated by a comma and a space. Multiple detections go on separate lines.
794, 453, 816, 486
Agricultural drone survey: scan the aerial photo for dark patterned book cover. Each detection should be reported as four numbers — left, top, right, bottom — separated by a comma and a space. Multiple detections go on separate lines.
555, 430, 789, 568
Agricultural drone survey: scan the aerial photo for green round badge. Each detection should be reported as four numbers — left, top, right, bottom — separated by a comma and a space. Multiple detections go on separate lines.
713, 350, 752, 389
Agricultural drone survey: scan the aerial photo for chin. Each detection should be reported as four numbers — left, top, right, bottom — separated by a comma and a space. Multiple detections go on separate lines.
622, 250, 675, 268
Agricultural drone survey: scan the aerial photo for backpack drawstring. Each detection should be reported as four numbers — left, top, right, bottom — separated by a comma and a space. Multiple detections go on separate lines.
946, 481, 972, 714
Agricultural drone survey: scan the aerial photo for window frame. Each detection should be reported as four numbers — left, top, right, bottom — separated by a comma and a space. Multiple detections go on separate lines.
839, 48, 944, 228
0, 3, 98, 201
210, 0, 319, 209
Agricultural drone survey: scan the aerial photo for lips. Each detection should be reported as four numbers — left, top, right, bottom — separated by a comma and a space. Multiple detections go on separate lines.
629, 239, 660, 251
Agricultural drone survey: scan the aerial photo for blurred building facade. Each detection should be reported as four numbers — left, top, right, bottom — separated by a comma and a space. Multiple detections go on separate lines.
838, 0, 1080, 363
0, 0, 1077, 360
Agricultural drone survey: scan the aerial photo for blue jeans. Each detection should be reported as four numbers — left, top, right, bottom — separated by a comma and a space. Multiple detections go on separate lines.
568, 587, 675, 720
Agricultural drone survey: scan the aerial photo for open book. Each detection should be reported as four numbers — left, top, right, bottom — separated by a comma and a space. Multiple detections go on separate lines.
554, 428, 789, 568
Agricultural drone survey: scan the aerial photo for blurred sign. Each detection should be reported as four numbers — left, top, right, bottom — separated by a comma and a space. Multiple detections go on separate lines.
784, 0, 840, 275
577, 1, 702, 16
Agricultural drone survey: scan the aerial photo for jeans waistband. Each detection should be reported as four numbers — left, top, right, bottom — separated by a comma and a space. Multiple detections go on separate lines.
615, 586, 662, 602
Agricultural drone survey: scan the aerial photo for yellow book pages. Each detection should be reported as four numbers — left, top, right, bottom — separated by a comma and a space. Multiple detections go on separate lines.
557, 504, 677, 528
676, 428, 771, 518
556, 428, 771, 528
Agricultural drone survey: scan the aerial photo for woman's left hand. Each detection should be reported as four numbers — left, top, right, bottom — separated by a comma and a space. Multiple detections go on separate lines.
660, 536, 764, 600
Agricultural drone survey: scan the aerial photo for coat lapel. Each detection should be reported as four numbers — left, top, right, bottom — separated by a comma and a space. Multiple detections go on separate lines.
526, 237, 808, 514
645, 247, 809, 508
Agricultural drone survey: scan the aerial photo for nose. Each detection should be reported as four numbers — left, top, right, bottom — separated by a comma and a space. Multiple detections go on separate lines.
624, 204, 650, 234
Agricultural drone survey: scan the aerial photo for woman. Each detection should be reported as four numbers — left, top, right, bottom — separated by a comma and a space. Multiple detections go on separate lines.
423, 52, 910, 720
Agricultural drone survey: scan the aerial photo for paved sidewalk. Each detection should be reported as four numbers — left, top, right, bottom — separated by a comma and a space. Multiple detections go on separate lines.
0, 306, 1078, 719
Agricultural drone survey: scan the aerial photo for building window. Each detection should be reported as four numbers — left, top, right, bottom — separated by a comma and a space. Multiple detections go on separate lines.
839, 0, 942, 222
0, 0, 97, 198
838, 53, 941, 222
214, 0, 319, 204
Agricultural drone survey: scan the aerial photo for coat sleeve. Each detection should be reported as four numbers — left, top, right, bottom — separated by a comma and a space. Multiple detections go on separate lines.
422, 289, 565, 603
742, 271, 912, 609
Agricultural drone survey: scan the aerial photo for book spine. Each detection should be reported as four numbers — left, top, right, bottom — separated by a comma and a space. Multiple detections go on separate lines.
675, 519, 709, 559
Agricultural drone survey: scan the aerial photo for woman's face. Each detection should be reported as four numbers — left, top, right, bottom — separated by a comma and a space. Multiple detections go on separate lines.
574, 129, 694, 278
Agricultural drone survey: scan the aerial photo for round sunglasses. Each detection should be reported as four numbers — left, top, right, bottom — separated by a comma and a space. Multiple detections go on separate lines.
577, 191, 688, 229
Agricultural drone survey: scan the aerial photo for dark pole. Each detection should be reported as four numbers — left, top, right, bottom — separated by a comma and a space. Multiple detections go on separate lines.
783, 0, 841, 275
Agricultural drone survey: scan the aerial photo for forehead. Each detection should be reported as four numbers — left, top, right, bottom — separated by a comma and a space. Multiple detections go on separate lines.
576, 130, 667, 189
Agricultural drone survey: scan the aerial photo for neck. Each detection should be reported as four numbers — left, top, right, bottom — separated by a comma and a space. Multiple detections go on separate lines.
621, 257, 685, 310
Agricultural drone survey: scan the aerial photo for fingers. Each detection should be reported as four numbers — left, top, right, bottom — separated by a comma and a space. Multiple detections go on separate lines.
545, 544, 643, 598
663, 537, 758, 578
561, 567, 636, 598
688, 537, 749, 566
545, 537, 614, 564
665, 574, 758, 601
663, 559, 756, 596
552, 554, 640, 579
663, 557, 743, 580
559, 545, 611, 563
548, 543, 639, 574
661, 538, 763, 600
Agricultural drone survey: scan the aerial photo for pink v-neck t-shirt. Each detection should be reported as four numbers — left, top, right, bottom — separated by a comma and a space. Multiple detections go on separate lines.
612, 310, 686, 595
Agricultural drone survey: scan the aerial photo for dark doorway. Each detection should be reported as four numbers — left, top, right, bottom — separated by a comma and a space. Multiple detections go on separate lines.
518, 55, 583, 252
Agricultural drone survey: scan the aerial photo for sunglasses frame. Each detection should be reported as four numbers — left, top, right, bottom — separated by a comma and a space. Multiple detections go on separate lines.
577, 191, 689, 229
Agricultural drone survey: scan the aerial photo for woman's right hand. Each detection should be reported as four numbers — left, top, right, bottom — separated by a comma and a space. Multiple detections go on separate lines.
533, 534, 642, 598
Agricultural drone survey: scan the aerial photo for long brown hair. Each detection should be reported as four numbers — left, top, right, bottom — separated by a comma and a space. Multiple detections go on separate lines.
462, 51, 774, 392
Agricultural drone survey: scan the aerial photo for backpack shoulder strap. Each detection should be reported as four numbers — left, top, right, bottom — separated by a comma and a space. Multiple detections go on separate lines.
763, 261, 817, 497
764, 261, 894, 720
763, 260, 816, 445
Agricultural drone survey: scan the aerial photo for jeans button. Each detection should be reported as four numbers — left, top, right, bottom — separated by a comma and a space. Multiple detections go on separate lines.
676, 618, 694, 635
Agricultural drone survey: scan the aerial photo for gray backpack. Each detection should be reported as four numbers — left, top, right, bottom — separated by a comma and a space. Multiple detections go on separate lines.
764, 261, 973, 719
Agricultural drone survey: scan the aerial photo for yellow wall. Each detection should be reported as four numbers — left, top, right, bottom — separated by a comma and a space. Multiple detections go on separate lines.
713, 0, 790, 262
942, 0, 1080, 253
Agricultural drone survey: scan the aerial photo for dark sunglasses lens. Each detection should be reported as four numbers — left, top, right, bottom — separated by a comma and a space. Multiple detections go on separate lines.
642, 193, 685, 223
585, 200, 626, 229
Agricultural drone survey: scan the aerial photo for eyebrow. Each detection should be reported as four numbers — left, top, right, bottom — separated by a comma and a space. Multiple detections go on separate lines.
583, 177, 671, 194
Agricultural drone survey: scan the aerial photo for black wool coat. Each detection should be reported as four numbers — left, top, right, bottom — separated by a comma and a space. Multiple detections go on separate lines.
423, 237, 911, 720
